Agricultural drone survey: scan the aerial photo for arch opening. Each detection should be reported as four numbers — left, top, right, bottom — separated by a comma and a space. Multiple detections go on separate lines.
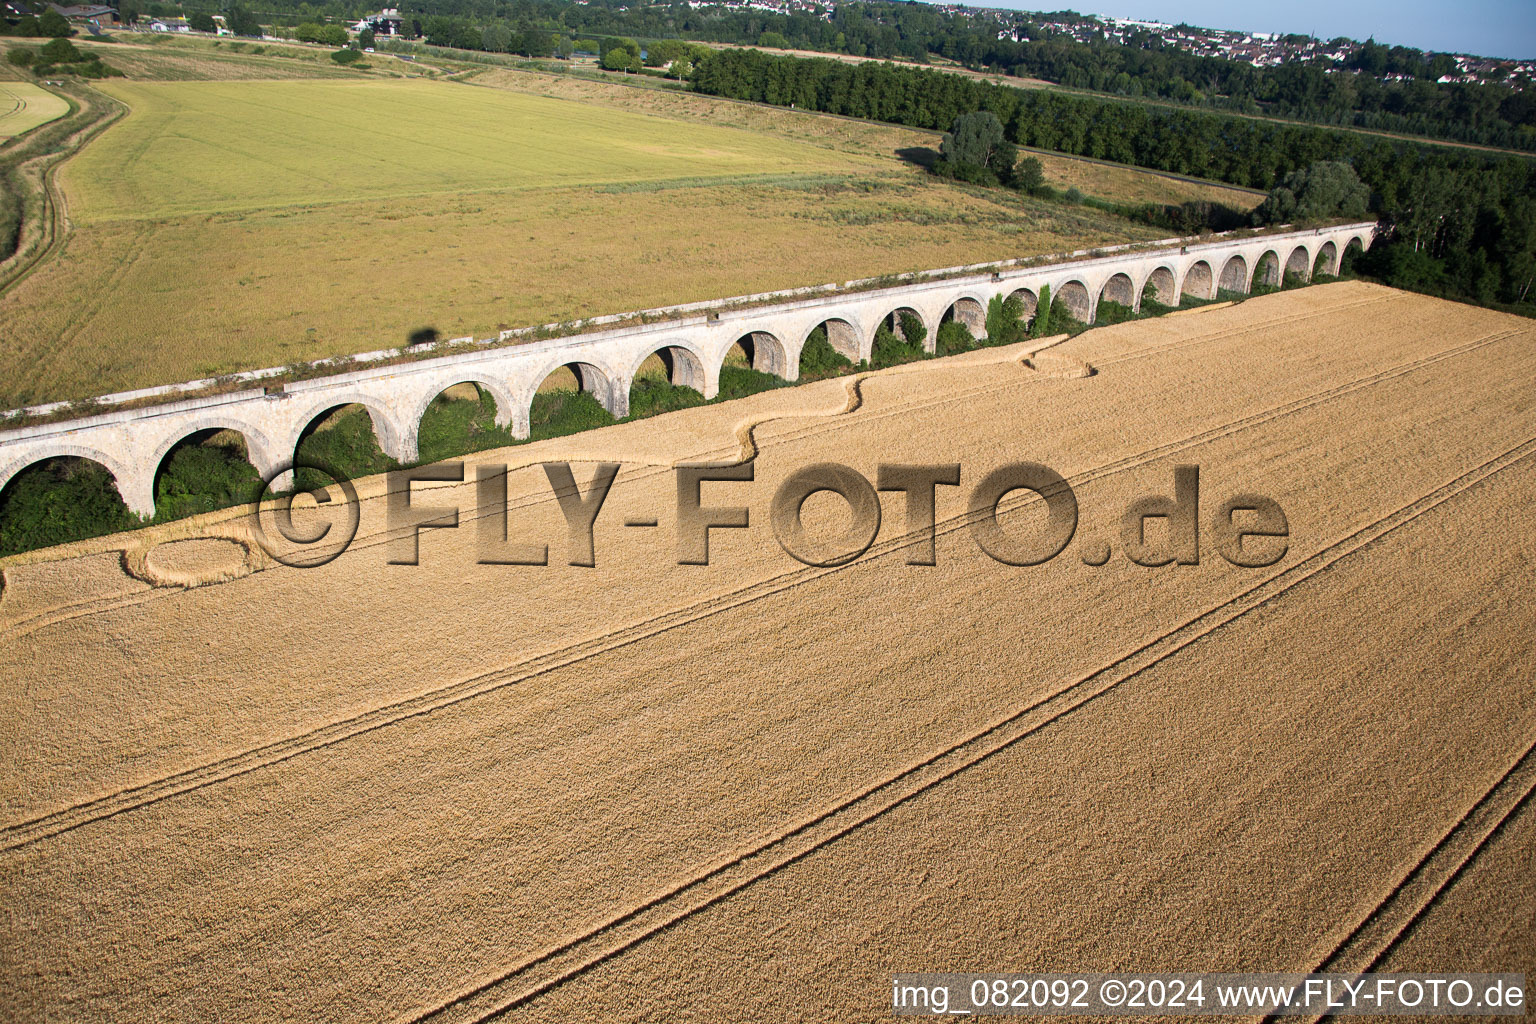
629, 344, 709, 420
152, 428, 264, 521
417, 382, 521, 463
942, 297, 987, 338
634, 345, 706, 394
0, 456, 138, 558
800, 318, 859, 378
1341, 237, 1365, 277
1055, 280, 1094, 325
529, 361, 618, 439
1181, 261, 1214, 303
1143, 267, 1177, 309
1218, 255, 1249, 296
1253, 251, 1282, 292
871, 306, 929, 367
726, 331, 790, 379
1008, 288, 1039, 327
1097, 273, 1135, 323
1285, 246, 1311, 286
1314, 241, 1339, 279
294, 402, 398, 491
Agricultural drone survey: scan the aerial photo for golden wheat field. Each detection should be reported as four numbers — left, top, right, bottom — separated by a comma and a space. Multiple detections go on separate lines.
0, 58, 1256, 409
1, 283, 1532, 1021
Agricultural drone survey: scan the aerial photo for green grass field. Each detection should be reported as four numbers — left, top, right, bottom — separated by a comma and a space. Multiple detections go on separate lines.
1, 69, 1181, 408
0, 82, 70, 140
65, 79, 880, 222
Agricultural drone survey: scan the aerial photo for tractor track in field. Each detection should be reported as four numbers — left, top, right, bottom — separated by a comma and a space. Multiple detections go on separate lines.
1268, 736, 1536, 1024
0, 83, 124, 300
0, 322, 1527, 855
402, 433, 1536, 1024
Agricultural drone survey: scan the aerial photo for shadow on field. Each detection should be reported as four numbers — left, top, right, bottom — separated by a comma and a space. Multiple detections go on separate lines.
895, 146, 940, 171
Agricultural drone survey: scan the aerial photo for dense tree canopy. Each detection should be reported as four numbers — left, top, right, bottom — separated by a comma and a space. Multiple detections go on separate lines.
1254, 161, 1371, 225
689, 46, 1536, 313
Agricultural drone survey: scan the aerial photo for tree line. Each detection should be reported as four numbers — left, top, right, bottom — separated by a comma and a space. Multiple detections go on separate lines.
50, 0, 1528, 152
690, 47, 1536, 312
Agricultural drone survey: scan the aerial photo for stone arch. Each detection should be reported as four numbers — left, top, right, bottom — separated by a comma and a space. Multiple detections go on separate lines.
874, 305, 931, 350
406, 378, 521, 463
1056, 280, 1094, 324
1254, 250, 1282, 289
1218, 254, 1248, 295
405, 377, 517, 440
629, 341, 708, 395
942, 295, 987, 338
799, 316, 862, 367
1143, 266, 1177, 307
0, 445, 147, 518
1285, 245, 1312, 283
148, 425, 274, 517
1314, 241, 1339, 278
148, 419, 281, 482
1006, 287, 1039, 327
528, 359, 623, 418
1341, 236, 1366, 275
293, 395, 410, 469
723, 331, 790, 379
1099, 272, 1135, 310
1181, 260, 1214, 302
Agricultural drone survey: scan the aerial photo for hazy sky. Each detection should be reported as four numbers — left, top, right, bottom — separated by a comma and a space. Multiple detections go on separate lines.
977, 1, 1536, 60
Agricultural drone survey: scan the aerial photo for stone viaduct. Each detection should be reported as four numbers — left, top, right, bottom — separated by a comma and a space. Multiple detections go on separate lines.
0, 222, 1375, 517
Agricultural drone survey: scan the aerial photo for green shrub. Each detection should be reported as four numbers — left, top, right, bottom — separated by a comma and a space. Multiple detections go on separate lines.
528, 389, 614, 441
152, 436, 262, 521
1094, 298, 1138, 325
870, 324, 924, 367
715, 364, 788, 401
626, 373, 706, 419
936, 320, 975, 355
0, 458, 139, 557
984, 293, 1028, 346
1030, 283, 1053, 337
797, 326, 853, 378
415, 386, 519, 463
6, 48, 35, 67
38, 8, 72, 37
897, 311, 927, 352
39, 36, 80, 63
293, 406, 397, 491
331, 47, 363, 65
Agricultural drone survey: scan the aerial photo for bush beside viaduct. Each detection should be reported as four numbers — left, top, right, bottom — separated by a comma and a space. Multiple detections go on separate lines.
0, 223, 1375, 517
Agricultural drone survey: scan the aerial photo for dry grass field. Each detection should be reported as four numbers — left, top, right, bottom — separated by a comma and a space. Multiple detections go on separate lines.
472, 67, 1264, 209
0, 81, 70, 139
1, 283, 1532, 1020
69, 36, 375, 81
64, 79, 876, 221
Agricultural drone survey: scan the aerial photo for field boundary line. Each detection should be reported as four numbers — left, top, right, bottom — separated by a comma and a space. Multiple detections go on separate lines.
399, 436, 1536, 1024
0, 324, 1527, 849
1267, 735, 1536, 1024
0, 84, 125, 300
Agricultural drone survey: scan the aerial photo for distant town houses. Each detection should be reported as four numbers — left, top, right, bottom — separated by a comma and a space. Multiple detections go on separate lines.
631, 0, 1530, 87
45, 2, 118, 27
352, 8, 404, 37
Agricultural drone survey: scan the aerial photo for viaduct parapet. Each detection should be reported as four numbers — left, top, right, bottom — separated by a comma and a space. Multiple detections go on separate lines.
0, 223, 1375, 516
